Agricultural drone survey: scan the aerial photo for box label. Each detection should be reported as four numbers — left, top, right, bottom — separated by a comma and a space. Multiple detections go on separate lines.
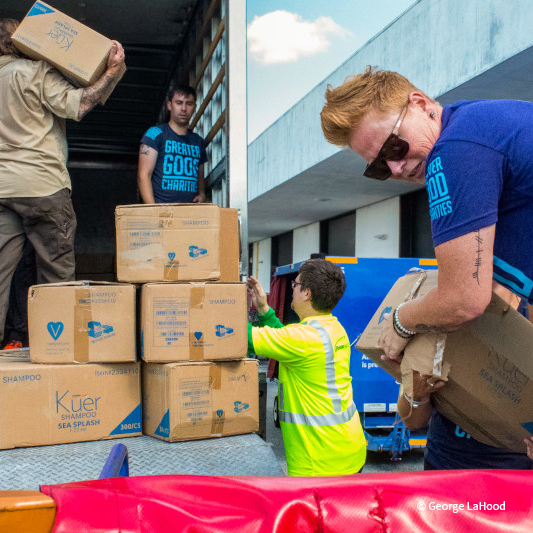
126, 221, 162, 248
153, 297, 189, 347
180, 377, 212, 426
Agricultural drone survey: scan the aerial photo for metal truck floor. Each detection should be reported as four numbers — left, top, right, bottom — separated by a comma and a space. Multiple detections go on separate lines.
0, 434, 284, 490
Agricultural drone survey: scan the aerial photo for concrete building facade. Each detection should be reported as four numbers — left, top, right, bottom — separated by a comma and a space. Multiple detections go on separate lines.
248, 0, 533, 289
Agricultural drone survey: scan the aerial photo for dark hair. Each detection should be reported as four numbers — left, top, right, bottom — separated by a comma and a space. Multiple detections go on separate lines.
298, 259, 346, 313
167, 84, 197, 103
0, 19, 21, 57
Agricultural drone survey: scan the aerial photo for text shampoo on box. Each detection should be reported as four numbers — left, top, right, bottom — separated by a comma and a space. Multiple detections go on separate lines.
0, 357, 141, 449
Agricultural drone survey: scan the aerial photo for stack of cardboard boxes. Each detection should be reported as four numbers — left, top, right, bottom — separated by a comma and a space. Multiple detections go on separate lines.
1, 4, 258, 449
0, 282, 141, 450
0, 1, 136, 450
0, 204, 258, 450
116, 203, 259, 442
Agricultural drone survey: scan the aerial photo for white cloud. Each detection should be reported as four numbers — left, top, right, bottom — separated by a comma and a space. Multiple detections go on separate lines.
247, 10, 350, 65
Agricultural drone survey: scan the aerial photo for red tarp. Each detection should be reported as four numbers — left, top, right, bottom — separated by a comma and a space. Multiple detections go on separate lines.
266, 274, 286, 380
41, 471, 533, 532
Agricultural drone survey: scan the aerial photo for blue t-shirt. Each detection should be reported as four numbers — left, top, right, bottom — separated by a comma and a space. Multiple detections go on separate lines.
141, 123, 207, 203
426, 411, 533, 470
426, 100, 533, 302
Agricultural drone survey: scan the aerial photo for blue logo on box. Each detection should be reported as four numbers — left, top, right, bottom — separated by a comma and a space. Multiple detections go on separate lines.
47, 322, 64, 341
28, 2, 55, 16
88, 321, 114, 338
194, 332, 202, 341
216, 409, 224, 418
234, 401, 249, 413
378, 306, 392, 324
168, 252, 176, 261
215, 325, 233, 338
189, 246, 207, 258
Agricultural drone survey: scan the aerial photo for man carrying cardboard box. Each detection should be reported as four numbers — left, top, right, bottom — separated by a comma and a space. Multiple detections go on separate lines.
321, 67, 533, 466
247, 259, 366, 476
0, 18, 125, 348
138, 85, 207, 204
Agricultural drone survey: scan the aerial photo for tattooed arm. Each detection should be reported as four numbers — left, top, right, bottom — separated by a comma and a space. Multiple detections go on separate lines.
137, 144, 158, 204
378, 224, 496, 362
77, 41, 125, 120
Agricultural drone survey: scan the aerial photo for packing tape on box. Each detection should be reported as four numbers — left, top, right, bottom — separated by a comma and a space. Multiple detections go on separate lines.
189, 285, 206, 361
163, 260, 181, 281
209, 363, 222, 390
405, 270, 428, 301
433, 334, 446, 377
209, 364, 224, 435
73, 288, 92, 363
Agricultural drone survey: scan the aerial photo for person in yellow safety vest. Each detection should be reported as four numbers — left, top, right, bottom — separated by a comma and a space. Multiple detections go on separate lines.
247, 259, 366, 476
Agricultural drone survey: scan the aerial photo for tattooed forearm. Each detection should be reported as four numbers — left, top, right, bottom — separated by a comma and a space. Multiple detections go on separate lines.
77, 73, 116, 120
415, 324, 451, 334
472, 229, 483, 285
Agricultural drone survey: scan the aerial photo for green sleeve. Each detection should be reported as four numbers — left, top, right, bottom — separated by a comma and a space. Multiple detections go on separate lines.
248, 307, 284, 354
258, 307, 284, 328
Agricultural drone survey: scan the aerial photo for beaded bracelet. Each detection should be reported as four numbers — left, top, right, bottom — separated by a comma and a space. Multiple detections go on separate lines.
403, 391, 429, 408
392, 317, 411, 339
394, 302, 417, 337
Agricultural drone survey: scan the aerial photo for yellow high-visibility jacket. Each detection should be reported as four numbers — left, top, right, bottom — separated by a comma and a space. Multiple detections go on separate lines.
250, 308, 366, 476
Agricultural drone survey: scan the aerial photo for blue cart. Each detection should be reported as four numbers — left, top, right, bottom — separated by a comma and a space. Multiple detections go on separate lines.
274, 257, 438, 458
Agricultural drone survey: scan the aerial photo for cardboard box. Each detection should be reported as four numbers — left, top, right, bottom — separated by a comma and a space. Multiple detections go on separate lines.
356, 269, 533, 452
28, 281, 136, 364
12, 1, 117, 87
141, 282, 247, 362
115, 204, 239, 283
0, 355, 141, 449
143, 359, 259, 442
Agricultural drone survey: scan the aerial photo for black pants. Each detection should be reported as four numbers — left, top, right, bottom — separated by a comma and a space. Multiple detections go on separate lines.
0, 189, 76, 344
4, 241, 37, 344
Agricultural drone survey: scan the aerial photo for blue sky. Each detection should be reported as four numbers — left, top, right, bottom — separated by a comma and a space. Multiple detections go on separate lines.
247, 1, 416, 141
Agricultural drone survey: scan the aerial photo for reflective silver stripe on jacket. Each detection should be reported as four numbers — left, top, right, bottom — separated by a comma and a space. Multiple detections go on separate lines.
308, 319, 342, 413
279, 318, 352, 427
279, 401, 357, 427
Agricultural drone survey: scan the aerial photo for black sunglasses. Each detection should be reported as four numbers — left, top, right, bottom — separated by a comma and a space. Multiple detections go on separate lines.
363, 104, 410, 181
